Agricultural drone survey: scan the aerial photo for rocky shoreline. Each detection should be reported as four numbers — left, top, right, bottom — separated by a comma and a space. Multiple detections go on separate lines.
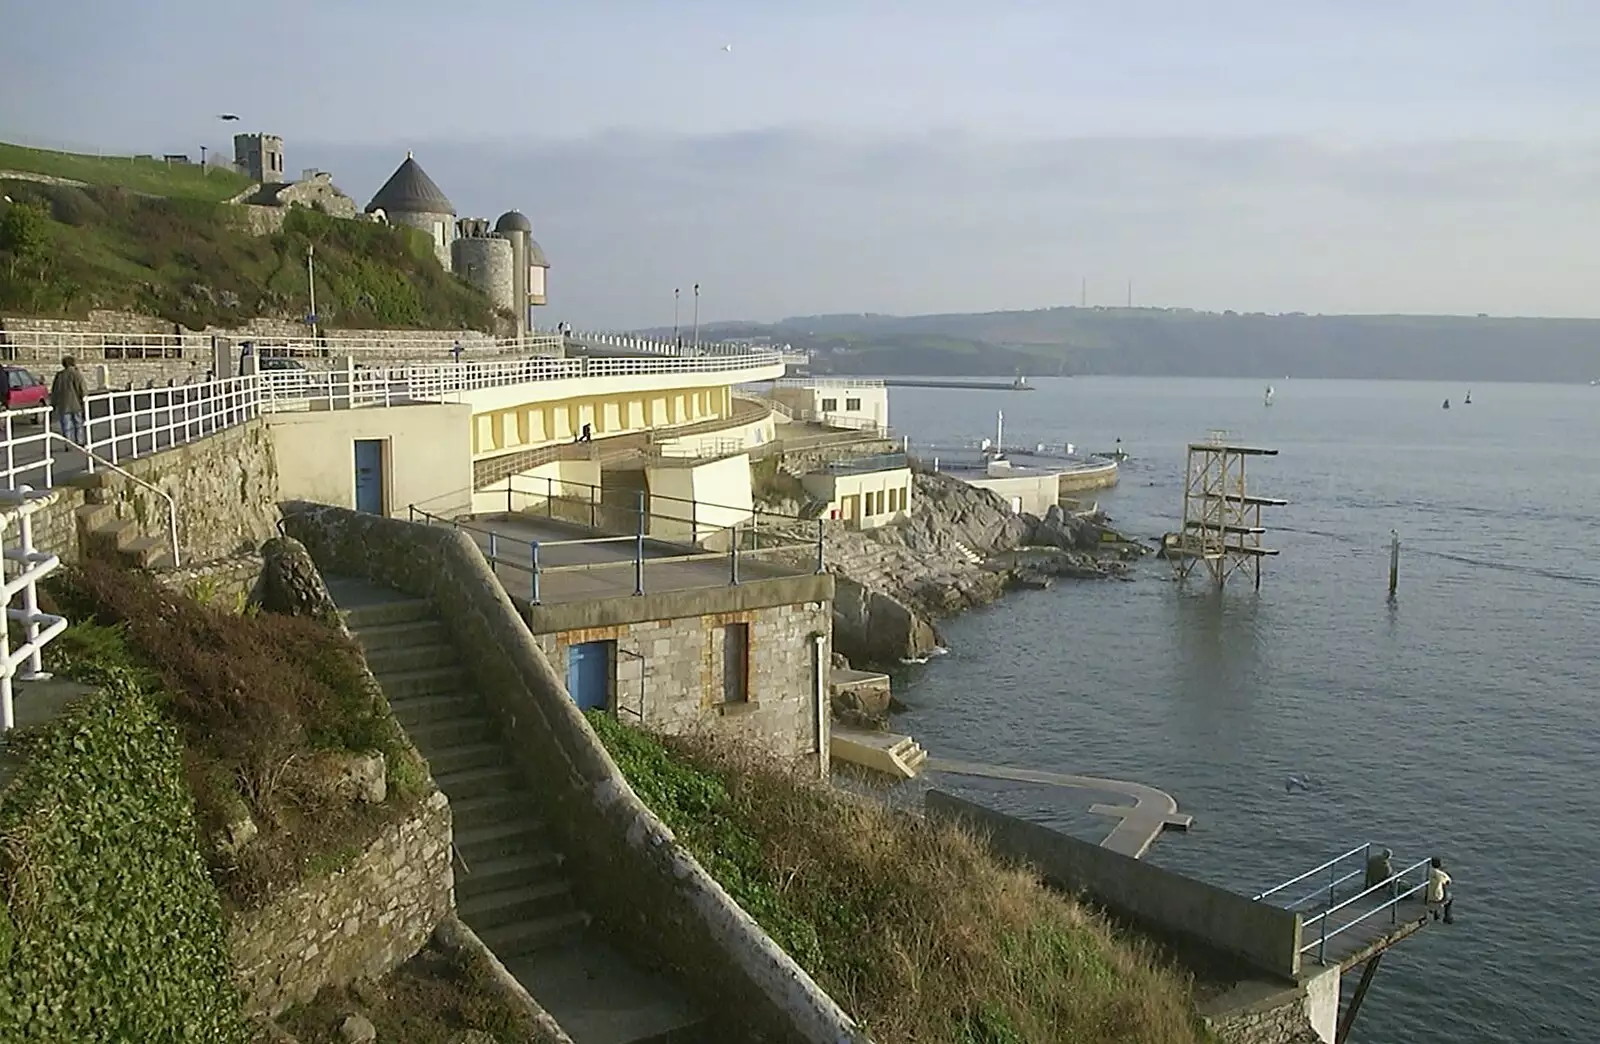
818, 471, 1150, 678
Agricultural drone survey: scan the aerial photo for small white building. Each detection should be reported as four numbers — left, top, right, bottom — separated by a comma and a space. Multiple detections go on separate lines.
802, 453, 913, 529
772, 379, 888, 432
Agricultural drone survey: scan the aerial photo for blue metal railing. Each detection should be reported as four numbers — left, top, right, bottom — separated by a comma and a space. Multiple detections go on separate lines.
1254, 843, 1438, 965
408, 488, 825, 606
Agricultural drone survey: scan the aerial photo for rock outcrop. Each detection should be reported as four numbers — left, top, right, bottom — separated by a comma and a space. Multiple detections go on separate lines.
817, 472, 1141, 667
250, 535, 341, 622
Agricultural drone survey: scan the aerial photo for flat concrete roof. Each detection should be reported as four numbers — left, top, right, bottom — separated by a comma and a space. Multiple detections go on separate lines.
457, 514, 814, 607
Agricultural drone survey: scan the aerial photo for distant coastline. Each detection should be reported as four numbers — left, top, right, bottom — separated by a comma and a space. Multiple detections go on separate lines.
645, 308, 1600, 383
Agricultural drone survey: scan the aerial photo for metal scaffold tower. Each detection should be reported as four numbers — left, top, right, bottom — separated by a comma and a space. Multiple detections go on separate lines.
1173, 430, 1287, 590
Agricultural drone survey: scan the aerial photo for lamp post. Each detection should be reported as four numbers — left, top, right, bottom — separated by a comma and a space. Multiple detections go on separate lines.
673, 287, 681, 346
692, 283, 700, 353
200, 144, 208, 172
306, 244, 319, 341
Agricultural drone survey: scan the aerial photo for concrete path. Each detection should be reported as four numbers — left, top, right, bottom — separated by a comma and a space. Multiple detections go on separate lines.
925, 757, 1193, 859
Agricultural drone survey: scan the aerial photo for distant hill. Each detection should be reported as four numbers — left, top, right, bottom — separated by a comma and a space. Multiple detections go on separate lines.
0, 146, 502, 332
674, 308, 1600, 383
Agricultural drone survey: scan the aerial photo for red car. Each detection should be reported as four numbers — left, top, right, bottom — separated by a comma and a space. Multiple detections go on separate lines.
1, 365, 50, 417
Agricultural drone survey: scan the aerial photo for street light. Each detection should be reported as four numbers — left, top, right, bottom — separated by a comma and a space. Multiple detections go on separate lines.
692, 283, 700, 353
306, 244, 319, 341
673, 288, 681, 347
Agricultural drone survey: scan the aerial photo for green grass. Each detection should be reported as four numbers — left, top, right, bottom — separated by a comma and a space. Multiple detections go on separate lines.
0, 141, 253, 203
0, 180, 502, 330
588, 713, 1212, 1044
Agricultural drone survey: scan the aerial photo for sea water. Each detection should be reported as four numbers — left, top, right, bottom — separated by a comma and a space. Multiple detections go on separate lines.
889, 376, 1599, 1043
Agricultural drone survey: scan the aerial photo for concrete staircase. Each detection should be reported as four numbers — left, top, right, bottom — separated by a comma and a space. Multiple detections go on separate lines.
830, 726, 928, 780
951, 540, 984, 565
69, 473, 175, 570
326, 576, 707, 1044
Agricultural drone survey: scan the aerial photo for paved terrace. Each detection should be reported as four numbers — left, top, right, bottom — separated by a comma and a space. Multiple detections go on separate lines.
427, 515, 820, 606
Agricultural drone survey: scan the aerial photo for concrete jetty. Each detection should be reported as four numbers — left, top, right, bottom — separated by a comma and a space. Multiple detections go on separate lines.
926, 758, 1193, 859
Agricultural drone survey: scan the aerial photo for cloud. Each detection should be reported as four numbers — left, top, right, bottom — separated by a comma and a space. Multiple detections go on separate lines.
298, 131, 1600, 326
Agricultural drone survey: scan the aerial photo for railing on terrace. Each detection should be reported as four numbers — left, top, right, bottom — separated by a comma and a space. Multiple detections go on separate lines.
1253, 843, 1435, 966
2, 352, 791, 490
0, 329, 566, 361
826, 451, 909, 475
412, 476, 824, 605
1, 488, 69, 733
775, 377, 885, 389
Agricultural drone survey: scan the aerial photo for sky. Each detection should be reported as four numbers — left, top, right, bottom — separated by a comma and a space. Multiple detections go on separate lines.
3, 1, 1598, 326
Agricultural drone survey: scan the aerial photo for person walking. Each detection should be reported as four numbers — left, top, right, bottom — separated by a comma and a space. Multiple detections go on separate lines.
50, 355, 87, 446
1426, 856, 1454, 923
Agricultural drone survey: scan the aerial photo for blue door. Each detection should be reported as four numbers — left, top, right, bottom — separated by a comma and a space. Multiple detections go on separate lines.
354, 440, 385, 515
566, 641, 612, 711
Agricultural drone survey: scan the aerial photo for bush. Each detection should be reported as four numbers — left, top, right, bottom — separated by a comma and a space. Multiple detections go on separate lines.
588, 713, 1209, 1044
45, 562, 426, 907
0, 674, 249, 1042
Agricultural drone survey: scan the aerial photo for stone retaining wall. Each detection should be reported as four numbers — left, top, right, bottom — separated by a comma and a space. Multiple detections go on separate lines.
230, 788, 454, 1018
29, 419, 280, 566
282, 503, 867, 1044
154, 551, 264, 609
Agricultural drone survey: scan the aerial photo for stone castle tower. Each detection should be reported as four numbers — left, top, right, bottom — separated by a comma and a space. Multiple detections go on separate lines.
233, 133, 285, 184
365, 153, 551, 331
365, 152, 457, 271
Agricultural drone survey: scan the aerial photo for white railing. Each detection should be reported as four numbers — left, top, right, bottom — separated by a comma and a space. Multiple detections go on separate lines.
1, 488, 69, 732
0, 329, 566, 361
776, 377, 885, 389
652, 436, 747, 460
54, 433, 182, 570
6, 351, 792, 489
1, 407, 55, 491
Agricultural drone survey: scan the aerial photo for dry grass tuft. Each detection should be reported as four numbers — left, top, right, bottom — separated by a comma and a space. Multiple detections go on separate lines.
590, 715, 1209, 1044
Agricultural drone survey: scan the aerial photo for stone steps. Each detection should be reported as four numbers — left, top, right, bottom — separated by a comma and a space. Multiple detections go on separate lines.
327, 573, 707, 1043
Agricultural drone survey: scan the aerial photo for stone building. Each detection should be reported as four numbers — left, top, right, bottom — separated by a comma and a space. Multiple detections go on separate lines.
365, 153, 457, 271
247, 171, 359, 219
233, 132, 285, 184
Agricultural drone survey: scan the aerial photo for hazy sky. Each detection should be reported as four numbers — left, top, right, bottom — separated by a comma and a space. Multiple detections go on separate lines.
4, 1, 1598, 325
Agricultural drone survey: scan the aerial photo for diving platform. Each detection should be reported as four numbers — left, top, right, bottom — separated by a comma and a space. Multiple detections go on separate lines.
1171, 429, 1285, 589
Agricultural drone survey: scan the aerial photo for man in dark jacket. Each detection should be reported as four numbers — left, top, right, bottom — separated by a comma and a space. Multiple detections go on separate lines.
50, 356, 87, 446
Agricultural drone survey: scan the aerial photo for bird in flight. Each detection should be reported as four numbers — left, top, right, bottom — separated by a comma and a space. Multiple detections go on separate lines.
218, 113, 240, 121
721, 43, 733, 52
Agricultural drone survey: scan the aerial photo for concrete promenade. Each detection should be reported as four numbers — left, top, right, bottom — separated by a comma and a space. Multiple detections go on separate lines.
926, 757, 1193, 859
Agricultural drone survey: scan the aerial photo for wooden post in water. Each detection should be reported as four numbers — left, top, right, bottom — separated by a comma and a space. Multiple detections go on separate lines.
1387, 529, 1400, 599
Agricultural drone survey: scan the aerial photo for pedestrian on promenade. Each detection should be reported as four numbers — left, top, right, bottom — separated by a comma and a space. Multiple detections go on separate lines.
50, 355, 87, 446
1426, 856, 1454, 923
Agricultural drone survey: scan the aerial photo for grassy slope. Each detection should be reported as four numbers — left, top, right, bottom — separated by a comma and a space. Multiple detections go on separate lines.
589, 714, 1209, 1044
0, 177, 501, 331
0, 141, 253, 203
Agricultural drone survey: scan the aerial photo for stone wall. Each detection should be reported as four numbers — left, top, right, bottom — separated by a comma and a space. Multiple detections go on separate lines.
530, 599, 829, 767
154, 551, 265, 609
30, 419, 280, 567
281, 503, 867, 1044
230, 788, 454, 1018
1204, 995, 1324, 1044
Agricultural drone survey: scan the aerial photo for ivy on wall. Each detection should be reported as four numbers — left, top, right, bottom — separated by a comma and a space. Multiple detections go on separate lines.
0, 668, 248, 1042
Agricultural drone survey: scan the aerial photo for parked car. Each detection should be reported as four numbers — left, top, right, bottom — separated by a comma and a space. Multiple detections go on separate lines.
1, 365, 49, 420
258, 356, 307, 372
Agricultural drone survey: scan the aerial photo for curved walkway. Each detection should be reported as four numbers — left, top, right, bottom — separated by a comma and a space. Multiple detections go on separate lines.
925, 758, 1193, 859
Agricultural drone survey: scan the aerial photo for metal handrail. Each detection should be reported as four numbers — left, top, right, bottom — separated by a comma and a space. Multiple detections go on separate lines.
1299, 858, 1432, 962
53, 433, 182, 569
1253, 843, 1372, 901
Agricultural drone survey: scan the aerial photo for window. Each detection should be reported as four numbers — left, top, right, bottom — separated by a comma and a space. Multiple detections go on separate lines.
820, 397, 838, 412
888, 488, 900, 512
846, 397, 862, 411
722, 623, 750, 703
